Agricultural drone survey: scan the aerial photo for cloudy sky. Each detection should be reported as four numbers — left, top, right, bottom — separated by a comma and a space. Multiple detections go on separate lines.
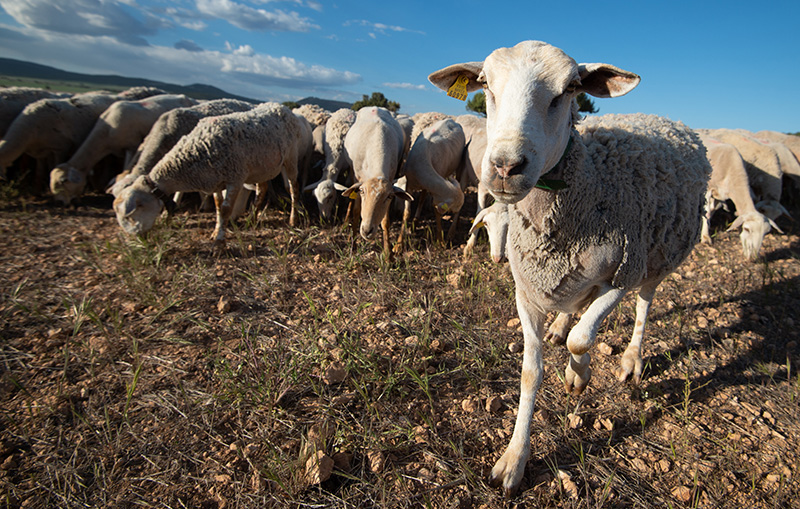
0, 0, 798, 132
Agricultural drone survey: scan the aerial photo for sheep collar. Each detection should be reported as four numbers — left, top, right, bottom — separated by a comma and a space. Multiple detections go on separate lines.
534, 136, 572, 192
142, 175, 177, 216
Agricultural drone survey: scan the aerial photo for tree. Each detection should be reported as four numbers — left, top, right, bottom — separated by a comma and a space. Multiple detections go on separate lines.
465, 91, 599, 116
282, 100, 299, 109
576, 93, 598, 114
466, 92, 486, 116
352, 92, 400, 113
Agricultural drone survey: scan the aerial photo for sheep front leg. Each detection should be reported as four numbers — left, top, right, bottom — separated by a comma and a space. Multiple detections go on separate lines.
490, 289, 545, 496
543, 312, 572, 345
619, 282, 658, 384
381, 210, 393, 261
212, 184, 240, 245
394, 199, 412, 254
564, 285, 627, 395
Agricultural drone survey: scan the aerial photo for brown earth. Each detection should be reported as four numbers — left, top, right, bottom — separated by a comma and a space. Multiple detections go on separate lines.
0, 186, 799, 508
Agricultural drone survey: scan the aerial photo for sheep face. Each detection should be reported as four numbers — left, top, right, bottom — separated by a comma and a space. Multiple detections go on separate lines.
50, 164, 86, 205
729, 211, 773, 261
306, 175, 346, 222
433, 178, 465, 216
113, 186, 162, 236
344, 177, 412, 240
469, 202, 510, 264
428, 40, 640, 204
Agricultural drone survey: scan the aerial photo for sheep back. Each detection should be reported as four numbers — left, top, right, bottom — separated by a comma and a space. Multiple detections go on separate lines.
150, 102, 301, 193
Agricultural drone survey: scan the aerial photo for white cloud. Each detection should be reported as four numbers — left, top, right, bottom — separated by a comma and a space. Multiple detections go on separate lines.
383, 82, 427, 91
344, 19, 425, 36
0, 22, 360, 99
0, 0, 166, 45
195, 0, 319, 32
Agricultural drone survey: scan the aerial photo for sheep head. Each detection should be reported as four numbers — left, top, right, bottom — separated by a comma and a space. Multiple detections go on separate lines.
343, 177, 412, 240
470, 202, 510, 264
728, 211, 781, 261
429, 40, 640, 204
305, 171, 348, 222
113, 176, 163, 236
432, 177, 465, 216
50, 164, 87, 205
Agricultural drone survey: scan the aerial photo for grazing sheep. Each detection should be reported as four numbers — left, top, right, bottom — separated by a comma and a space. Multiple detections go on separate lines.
304, 108, 357, 221
467, 201, 509, 263
395, 118, 467, 249
0, 92, 121, 185
0, 87, 71, 139
756, 130, 800, 169
429, 40, 710, 494
115, 87, 167, 100
50, 94, 198, 204
698, 128, 789, 220
408, 112, 450, 147
699, 134, 780, 260
109, 99, 255, 197
340, 106, 412, 257
292, 103, 331, 129
113, 102, 305, 244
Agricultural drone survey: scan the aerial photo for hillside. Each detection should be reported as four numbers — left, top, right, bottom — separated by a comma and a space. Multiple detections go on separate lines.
0, 57, 352, 111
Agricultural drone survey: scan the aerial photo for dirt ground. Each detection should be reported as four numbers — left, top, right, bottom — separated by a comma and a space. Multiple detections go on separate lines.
1, 186, 799, 508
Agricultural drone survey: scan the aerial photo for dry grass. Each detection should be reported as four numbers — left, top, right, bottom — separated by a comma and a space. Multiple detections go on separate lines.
1, 183, 799, 508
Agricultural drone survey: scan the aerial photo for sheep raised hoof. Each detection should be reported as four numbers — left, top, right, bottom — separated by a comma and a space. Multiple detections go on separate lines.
429, 40, 710, 496
543, 312, 571, 345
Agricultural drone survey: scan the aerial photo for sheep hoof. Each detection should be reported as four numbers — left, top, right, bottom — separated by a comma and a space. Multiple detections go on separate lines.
544, 330, 566, 346
489, 450, 526, 497
565, 364, 591, 396
618, 352, 643, 384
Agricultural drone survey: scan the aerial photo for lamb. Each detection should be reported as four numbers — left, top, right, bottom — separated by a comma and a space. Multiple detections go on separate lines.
50, 94, 198, 204
0, 87, 71, 139
113, 102, 305, 244
698, 128, 788, 221
109, 99, 255, 197
395, 118, 467, 249
304, 108, 357, 221
429, 40, 710, 494
698, 133, 780, 260
340, 106, 412, 257
0, 92, 121, 184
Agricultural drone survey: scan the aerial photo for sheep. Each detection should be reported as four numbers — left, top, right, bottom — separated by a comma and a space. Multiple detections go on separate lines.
0, 87, 71, 139
339, 106, 412, 257
756, 130, 800, 169
109, 99, 256, 197
50, 94, 198, 204
429, 40, 710, 495
115, 87, 168, 100
395, 118, 467, 249
292, 103, 331, 129
698, 128, 789, 221
698, 133, 780, 260
304, 108, 357, 221
467, 201, 509, 263
113, 102, 305, 244
0, 92, 121, 186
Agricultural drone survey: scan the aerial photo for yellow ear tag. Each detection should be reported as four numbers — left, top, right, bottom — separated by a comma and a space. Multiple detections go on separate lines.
440, 202, 449, 211
474, 221, 485, 230
349, 191, 358, 200
447, 75, 469, 101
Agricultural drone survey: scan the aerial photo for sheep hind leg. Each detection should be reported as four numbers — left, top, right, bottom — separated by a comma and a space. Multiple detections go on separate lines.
393, 199, 412, 255
212, 184, 240, 245
564, 285, 627, 396
543, 312, 572, 345
618, 282, 659, 384
490, 289, 546, 496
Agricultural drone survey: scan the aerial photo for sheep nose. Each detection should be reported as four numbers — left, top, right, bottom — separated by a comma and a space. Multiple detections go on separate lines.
490, 155, 527, 178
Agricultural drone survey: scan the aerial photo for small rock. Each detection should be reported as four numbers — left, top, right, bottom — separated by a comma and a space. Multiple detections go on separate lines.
332, 451, 353, 471
631, 458, 648, 472
367, 450, 386, 473
508, 342, 523, 354
597, 342, 613, 356
413, 425, 429, 444
462, 397, 480, 413
507, 318, 521, 328
485, 396, 503, 414
217, 296, 231, 313
214, 474, 231, 483
305, 451, 334, 484
765, 473, 781, 484
446, 272, 461, 288
671, 486, 693, 503
567, 413, 583, 429
556, 470, 579, 499
656, 459, 671, 473
322, 362, 346, 385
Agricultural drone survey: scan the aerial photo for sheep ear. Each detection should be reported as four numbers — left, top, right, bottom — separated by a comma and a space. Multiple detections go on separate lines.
577, 63, 640, 98
428, 62, 485, 93
768, 218, 784, 234
333, 182, 348, 192
303, 180, 320, 192
726, 216, 745, 232
393, 186, 413, 202
469, 207, 490, 236
342, 182, 361, 199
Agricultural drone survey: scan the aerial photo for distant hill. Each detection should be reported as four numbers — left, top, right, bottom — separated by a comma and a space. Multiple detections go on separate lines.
296, 96, 353, 112
0, 58, 353, 111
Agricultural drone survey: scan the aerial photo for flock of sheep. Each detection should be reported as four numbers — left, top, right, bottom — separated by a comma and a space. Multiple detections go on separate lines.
1, 40, 798, 495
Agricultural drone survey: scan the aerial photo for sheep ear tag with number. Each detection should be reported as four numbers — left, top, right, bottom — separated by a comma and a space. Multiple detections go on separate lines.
447, 75, 470, 101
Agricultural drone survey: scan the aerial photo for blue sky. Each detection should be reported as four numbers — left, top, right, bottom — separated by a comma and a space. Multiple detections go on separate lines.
0, 0, 798, 133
